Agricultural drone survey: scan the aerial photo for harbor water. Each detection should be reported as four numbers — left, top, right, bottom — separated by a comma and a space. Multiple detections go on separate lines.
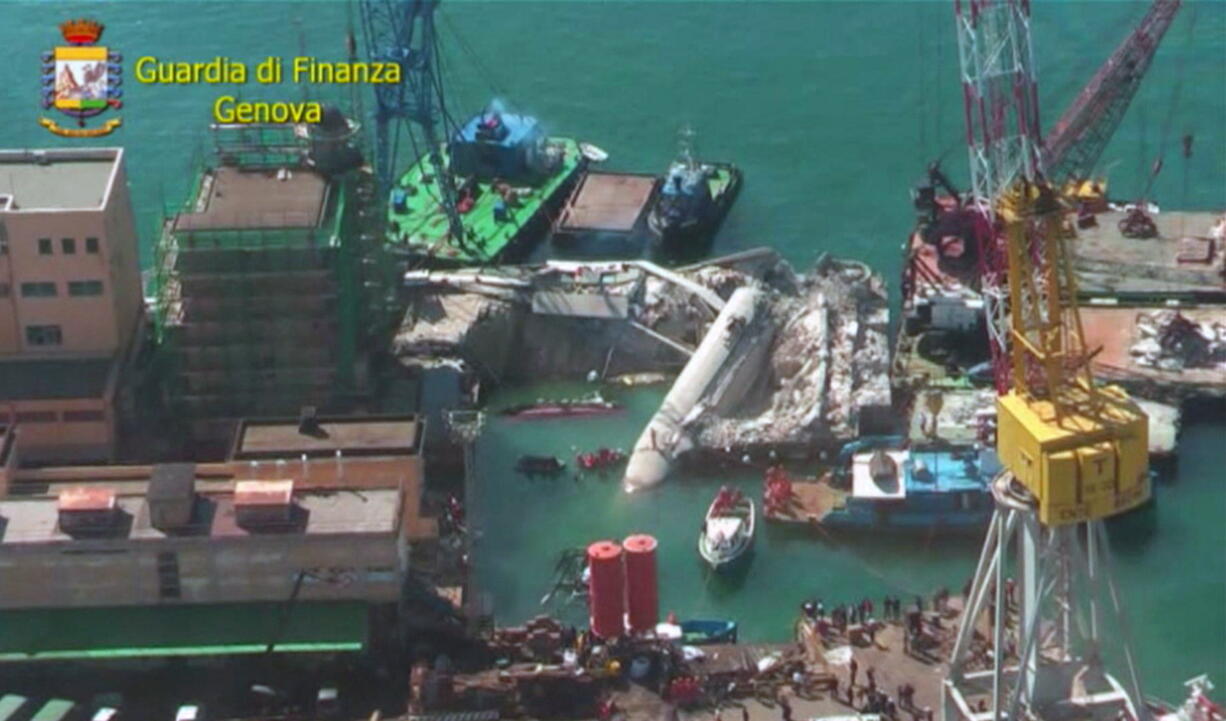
3, 0, 1223, 700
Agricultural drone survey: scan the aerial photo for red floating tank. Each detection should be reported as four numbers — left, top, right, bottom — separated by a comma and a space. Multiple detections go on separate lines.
623, 533, 659, 633
587, 540, 625, 640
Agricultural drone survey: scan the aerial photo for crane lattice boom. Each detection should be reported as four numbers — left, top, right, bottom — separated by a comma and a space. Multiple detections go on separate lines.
359, 0, 464, 243
954, 0, 1045, 396
1043, 0, 1182, 183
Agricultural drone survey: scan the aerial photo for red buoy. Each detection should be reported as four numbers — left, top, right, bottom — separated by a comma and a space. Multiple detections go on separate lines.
587, 540, 624, 640
623, 534, 659, 633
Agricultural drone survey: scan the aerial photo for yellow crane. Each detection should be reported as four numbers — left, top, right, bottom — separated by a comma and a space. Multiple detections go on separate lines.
942, 1, 1157, 719
993, 181, 1150, 527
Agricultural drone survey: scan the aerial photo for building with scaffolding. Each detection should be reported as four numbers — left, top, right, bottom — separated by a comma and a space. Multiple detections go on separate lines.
154, 115, 385, 442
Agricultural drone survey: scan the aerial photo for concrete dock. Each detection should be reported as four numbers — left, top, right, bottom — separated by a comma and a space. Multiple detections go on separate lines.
610, 612, 962, 721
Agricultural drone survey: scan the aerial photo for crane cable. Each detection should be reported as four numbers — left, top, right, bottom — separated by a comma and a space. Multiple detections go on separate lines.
917, 2, 929, 165
1141, 2, 1197, 205
439, 7, 514, 107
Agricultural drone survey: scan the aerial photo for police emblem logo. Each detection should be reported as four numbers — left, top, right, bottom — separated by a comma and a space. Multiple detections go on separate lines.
40, 19, 123, 137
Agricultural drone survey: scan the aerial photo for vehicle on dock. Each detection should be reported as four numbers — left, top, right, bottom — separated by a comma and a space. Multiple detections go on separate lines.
647, 126, 742, 259
388, 102, 591, 266
679, 618, 739, 645
515, 455, 567, 476
502, 396, 622, 419
576, 447, 627, 471
698, 486, 755, 571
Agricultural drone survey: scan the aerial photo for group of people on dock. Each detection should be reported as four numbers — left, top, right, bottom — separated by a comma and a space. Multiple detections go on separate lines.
837, 656, 933, 721
801, 594, 929, 646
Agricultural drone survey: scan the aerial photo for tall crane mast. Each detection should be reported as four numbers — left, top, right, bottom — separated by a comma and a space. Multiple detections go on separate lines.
944, 2, 1154, 720
953, 0, 1045, 396
358, 0, 465, 245
1043, 0, 1182, 184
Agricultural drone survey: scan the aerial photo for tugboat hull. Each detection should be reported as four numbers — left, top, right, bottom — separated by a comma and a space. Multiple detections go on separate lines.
650, 162, 742, 262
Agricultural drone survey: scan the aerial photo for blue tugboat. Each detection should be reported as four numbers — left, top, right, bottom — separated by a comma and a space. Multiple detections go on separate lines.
647, 126, 742, 258
818, 437, 997, 533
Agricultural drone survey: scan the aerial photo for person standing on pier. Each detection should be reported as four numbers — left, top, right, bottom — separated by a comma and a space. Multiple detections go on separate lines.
778, 691, 794, 721
901, 683, 915, 709
866, 666, 877, 693
849, 656, 859, 688
932, 587, 945, 613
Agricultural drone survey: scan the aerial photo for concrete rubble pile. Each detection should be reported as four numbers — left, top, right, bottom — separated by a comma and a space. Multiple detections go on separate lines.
636, 275, 715, 341
693, 254, 892, 449
393, 291, 516, 359
393, 253, 892, 458
1130, 310, 1226, 371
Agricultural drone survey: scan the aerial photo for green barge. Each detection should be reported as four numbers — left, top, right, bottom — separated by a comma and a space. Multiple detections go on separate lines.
387, 107, 589, 266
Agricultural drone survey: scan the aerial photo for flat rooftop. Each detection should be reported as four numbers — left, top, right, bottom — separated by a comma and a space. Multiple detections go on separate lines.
0, 148, 120, 211
231, 414, 422, 459
557, 172, 658, 232
0, 488, 399, 545
173, 166, 328, 232
0, 357, 114, 402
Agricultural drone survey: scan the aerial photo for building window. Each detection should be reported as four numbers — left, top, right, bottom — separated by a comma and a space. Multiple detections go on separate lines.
25, 324, 62, 346
68, 280, 104, 297
0, 283, 9, 298
85, 237, 100, 253
61, 237, 76, 254
63, 410, 105, 422
15, 411, 57, 423
38, 238, 52, 255
20, 281, 57, 298
157, 552, 182, 600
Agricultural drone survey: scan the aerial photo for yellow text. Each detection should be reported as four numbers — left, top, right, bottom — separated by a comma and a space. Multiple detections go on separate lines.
212, 96, 323, 124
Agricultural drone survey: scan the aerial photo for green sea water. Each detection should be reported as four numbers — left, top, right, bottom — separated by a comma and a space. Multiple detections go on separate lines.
2, 0, 1223, 701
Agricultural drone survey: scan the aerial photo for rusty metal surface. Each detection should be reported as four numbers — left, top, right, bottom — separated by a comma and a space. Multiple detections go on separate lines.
557, 172, 657, 232
1082, 306, 1226, 389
